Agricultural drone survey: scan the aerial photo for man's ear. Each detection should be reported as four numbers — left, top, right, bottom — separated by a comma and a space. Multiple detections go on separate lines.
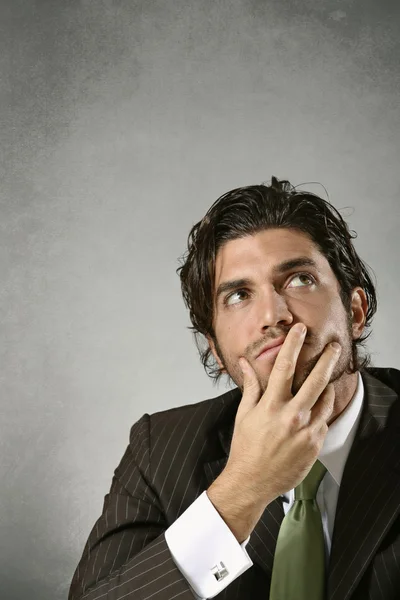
206, 334, 226, 372
350, 287, 368, 340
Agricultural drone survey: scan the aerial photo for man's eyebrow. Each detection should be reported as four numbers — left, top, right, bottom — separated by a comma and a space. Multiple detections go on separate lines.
274, 257, 318, 273
215, 257, 319, 301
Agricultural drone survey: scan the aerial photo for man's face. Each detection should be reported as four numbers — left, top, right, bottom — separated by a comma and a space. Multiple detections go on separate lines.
209, 228, 358, 394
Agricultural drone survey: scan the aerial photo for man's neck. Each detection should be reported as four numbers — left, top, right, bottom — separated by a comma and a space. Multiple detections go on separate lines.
328, 371, 359, 426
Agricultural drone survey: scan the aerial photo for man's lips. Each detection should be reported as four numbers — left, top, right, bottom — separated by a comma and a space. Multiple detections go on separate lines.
255, 336, 286, 360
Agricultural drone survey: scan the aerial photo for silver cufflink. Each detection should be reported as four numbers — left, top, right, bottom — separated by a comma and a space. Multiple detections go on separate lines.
211, 561, 229, 581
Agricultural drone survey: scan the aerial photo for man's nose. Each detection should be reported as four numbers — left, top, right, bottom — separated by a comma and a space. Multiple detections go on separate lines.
257, 288, 294, 329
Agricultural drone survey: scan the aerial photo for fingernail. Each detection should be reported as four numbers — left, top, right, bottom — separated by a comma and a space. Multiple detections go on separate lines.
294, 323, 306, 335
330, 342, 341, 352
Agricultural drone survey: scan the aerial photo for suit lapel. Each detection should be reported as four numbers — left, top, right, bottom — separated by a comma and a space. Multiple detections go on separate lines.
203, 390, 284, 579
328, 370, 400, 600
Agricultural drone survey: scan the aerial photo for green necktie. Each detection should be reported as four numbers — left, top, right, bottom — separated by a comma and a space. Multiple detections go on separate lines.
269, 460, 327, 600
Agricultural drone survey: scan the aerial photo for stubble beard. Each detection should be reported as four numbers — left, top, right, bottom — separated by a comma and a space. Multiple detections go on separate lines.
214, 317, 354, 398
289, 341, 353, 396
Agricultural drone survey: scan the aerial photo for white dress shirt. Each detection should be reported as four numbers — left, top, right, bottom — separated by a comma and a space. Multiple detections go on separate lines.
165, 373, 364, 599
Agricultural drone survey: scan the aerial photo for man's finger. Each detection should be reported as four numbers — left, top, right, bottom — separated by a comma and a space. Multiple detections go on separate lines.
237, 357, 261, 421
309, 383, 335, 431
293, 343, 341, 413
261, 323, 307, 407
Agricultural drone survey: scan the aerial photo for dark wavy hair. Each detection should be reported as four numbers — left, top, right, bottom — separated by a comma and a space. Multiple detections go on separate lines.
177, 177, 377, 384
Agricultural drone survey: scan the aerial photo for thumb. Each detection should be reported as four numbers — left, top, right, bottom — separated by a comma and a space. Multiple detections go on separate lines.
237, 357, 262, 418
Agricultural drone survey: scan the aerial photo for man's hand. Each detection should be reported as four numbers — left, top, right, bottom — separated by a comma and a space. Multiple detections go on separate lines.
207, 322, 341, 542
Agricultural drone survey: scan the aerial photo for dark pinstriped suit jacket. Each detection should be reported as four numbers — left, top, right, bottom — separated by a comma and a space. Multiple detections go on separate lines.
69, 367, 400, 600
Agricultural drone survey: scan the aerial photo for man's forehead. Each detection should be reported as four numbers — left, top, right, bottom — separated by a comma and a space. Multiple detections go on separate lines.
214, 229, 324, 279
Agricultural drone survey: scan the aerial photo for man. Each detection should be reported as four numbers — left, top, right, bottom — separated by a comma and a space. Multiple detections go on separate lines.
69, 177, 400, 600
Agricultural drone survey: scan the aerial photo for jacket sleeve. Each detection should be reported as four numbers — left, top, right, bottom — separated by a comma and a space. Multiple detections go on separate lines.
68, 413, 197, 600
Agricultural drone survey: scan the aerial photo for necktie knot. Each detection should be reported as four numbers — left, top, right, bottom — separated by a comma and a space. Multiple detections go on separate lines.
294, 460, 327, 501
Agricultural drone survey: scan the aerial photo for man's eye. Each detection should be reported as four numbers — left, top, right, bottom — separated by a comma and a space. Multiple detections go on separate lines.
225, 290, 249, 306
288, 273, 315, 288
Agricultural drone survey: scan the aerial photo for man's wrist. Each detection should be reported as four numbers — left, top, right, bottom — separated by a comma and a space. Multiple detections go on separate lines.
207, 470, 268, 543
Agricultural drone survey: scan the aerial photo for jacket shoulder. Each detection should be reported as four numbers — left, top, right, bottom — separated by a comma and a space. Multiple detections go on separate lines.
364, 366, 400, 395
146, 386, 240, 463
148, 386, 240, 439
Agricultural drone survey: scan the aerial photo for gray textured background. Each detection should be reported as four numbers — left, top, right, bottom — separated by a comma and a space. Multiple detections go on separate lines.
1, 1, 399, 598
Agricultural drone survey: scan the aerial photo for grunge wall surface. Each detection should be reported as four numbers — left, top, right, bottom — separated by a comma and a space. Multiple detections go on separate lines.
1, 1, 399, 598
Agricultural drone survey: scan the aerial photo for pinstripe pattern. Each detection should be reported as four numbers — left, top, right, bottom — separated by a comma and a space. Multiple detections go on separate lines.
69, 368, 400, 599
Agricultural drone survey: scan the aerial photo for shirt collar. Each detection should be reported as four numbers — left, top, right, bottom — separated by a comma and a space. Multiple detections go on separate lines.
318, 371, 364, 485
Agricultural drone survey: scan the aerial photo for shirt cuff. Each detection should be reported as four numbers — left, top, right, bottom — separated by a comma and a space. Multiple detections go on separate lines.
165, 490, 253, 599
